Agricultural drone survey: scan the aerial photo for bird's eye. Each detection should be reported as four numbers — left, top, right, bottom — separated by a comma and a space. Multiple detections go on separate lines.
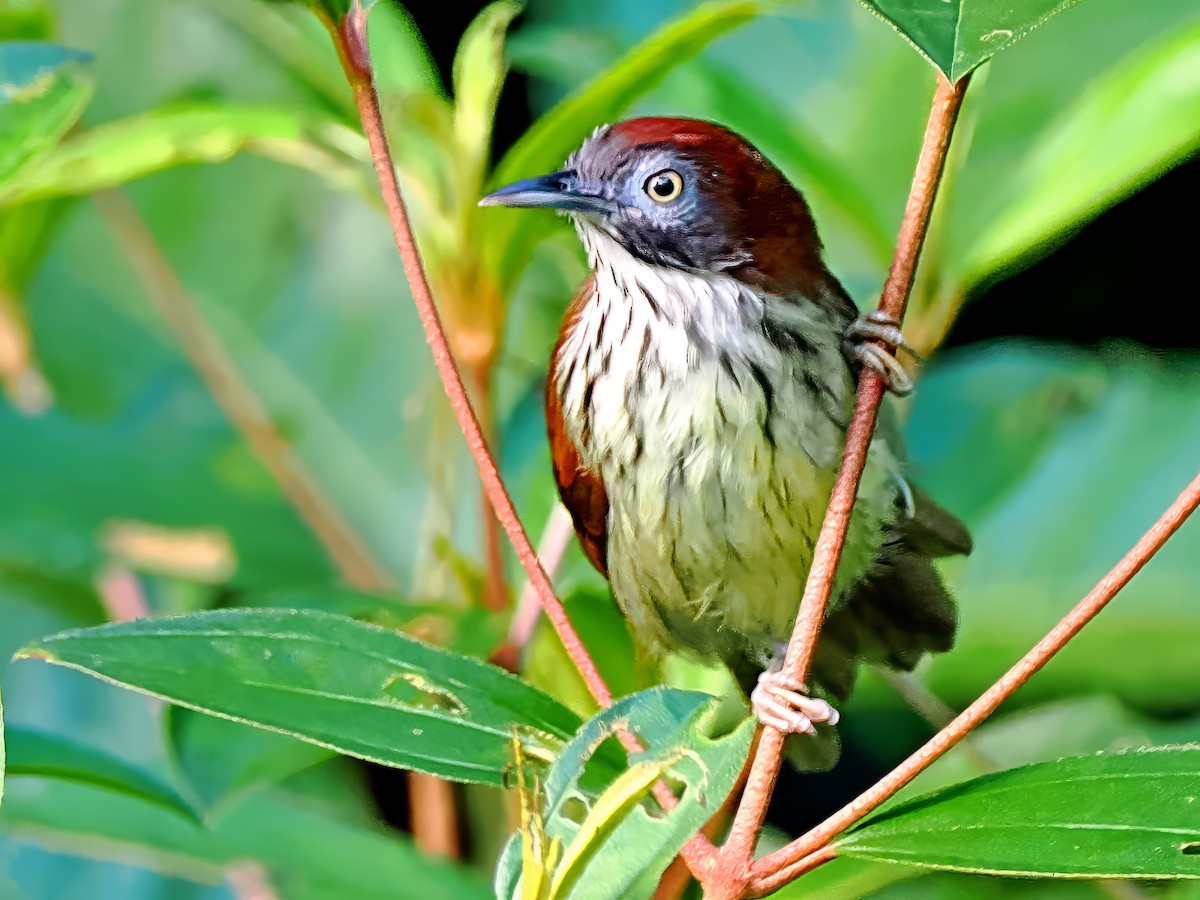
644, 170, 683, 203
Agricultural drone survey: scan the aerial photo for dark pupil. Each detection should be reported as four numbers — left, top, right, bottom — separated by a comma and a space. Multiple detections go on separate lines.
651, 175, 674, 197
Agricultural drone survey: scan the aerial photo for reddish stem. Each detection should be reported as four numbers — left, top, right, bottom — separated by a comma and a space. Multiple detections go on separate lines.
749, 469, 1200, 896
712, 74, 972, 895
329, 4, 612, 708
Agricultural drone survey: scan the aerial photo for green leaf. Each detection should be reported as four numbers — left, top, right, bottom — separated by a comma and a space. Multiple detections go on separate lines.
838, 745, 1200, 879
3, 727, 197, 821
0, 776, 491, 898
15, 608, 582, 785
453, 1, 522, 182
504, 688, 755, 900
484, 0, 766, 291
0, 685, 5, 812
0, 42, 93, 184
956, 18, 1200, 290
856, 0, 1084, 82
0, 41, 88, 91
0, 101, 370, 206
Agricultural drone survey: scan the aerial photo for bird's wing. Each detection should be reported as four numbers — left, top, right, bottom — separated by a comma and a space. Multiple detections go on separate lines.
546, 276, 610, 576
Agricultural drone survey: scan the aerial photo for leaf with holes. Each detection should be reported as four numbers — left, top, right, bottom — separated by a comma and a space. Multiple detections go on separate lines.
15, 608, 583, 785
857, 0, 1085, 82
838, 745, 1200, 878
498, 688, 755, 900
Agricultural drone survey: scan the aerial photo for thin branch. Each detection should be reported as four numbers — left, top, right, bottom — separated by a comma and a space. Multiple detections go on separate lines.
713, 73, 972, 895
94, 190, 392, 591
749, 469, 1200, 896
327, 0, 612, 708
510, 504, 576, 650
409, 770, 462, 858
326, 3, 723, 880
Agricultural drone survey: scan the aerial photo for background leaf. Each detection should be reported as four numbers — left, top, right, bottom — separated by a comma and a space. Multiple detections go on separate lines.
16, 608, 583, 785
3, 727, 197, 820
0, 101, 370, 206
838, 745, 1200, 879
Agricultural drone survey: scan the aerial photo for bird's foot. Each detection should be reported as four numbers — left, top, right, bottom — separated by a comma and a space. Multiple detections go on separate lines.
843, 310, 920, 396
750, 669, 840, 736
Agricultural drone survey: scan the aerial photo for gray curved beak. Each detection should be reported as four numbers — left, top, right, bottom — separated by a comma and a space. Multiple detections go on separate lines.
479, 170, 615, 214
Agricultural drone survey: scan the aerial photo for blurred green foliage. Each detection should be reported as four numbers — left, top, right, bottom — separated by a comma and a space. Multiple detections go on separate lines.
1, 0, 1199, 896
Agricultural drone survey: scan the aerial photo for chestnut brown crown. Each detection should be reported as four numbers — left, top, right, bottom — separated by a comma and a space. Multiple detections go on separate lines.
481, 117, 833, 297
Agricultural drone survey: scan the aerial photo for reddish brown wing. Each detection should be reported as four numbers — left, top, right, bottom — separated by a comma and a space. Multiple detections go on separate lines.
546, 276, 610, 576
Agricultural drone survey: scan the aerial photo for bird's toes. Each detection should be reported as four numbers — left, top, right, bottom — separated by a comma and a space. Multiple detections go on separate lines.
751, 670, 840, 735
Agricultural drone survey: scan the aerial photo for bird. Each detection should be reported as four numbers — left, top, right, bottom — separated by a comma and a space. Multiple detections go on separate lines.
480, 117, 971, 769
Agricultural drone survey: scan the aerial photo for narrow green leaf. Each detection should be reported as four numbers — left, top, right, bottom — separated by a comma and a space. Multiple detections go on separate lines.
484, 0, 766, 291
839, 745, 1200, 879
4, 727, 197, 821
507, 688, 755, 900
15, 608, 583, 785
0, 102, 370, 207
491, 0, 764, 187
453, 1, 522, 180
857, 0, 1085, 82
0, 42, 93, 184
957, 19, 1200, 291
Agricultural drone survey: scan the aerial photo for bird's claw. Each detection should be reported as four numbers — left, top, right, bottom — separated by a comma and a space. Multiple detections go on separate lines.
844, 310, 918, 396
751, 669, 840, 736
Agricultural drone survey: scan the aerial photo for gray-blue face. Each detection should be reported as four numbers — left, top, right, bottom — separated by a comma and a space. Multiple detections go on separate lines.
481, 132, 752, 274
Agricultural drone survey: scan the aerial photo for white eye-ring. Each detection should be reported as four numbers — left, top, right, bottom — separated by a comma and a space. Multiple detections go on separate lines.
644, 169, 683, 203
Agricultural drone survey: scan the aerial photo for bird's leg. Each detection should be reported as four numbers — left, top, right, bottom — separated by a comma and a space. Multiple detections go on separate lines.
843, 310, 921, 396
750, 658, 840, 736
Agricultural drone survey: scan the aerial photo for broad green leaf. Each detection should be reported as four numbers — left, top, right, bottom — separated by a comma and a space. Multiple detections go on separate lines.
0, 102, 370, 206
484, 0, 766, 292
956, 18, 1200, 290
856, 0, 1084, 82
3, 727, 196, 821
773, 856, 925, 899
15, 608, 582, 785
838, 745, 1200, 879
453, 1, 522, 182
0, 776, 491, 898
503, 688, 755, 900
0, 42, 93, 184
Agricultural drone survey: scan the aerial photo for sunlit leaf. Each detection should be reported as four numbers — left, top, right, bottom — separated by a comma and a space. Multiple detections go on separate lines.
16, 608, 582, 785
453, 1, 522, 182
956, 18, 1200, 291
856, 0, 1084, 81
0, 102, 370, 206
3, 727, 197, 821
838, 745, 1200, 879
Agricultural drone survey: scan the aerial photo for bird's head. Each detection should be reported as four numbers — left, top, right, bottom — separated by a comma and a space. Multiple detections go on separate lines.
481, 117, 831, 296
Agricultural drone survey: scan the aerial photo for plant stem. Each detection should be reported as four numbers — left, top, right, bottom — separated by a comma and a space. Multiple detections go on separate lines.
748, 469, 1200, 896
94, 190, 392, 590
328, 0, 612, 708
711, 73, 972, 896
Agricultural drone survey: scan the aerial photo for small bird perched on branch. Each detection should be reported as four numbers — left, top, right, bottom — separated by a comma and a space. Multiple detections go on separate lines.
481, 118, 971, 769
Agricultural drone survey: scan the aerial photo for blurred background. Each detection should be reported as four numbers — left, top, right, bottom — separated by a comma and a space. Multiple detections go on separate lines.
2, 0, 1199, 897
